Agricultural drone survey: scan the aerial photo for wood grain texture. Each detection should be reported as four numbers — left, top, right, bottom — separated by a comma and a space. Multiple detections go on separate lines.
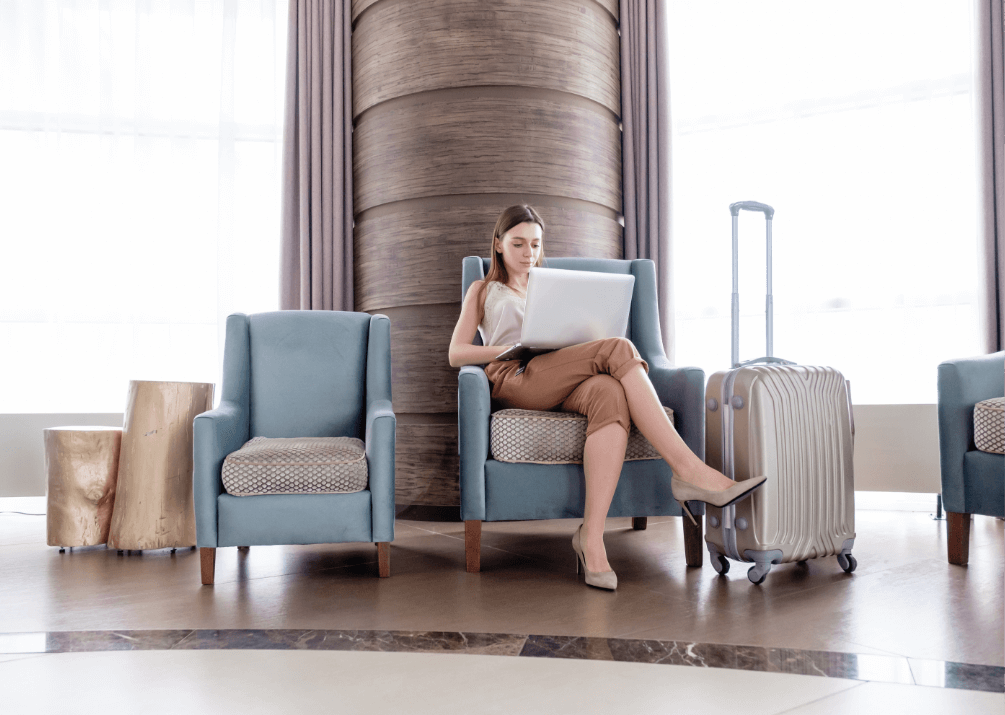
591, 0, 618, 20
200, 547, 215, 586
351, 0, 381, 23
465, 520, 482, 572
355, 204, 622, 312
683, 515, 703, 568
947, 511, 971, 565
354, 92, 622, 213
353, 0, 619, 24
352, 0, 620, 116
370, 304, 459, 414
395, 422, 460, 505
352, 0, 624, 508
377, 542, 390, 577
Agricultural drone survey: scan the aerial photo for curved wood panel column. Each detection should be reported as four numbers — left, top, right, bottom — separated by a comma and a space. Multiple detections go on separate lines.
352, 0, 623, 507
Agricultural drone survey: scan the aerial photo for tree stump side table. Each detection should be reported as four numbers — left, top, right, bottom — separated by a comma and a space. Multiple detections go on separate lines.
44, 426, 122, 549
107, 380, 214, 551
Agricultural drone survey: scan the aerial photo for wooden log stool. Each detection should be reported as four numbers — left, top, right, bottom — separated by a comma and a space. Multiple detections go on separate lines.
107, 381, 214, 551
44, 426, 122, 550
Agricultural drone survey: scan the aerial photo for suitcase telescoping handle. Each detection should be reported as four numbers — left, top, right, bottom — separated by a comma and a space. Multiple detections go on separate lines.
729, 201, 792, 369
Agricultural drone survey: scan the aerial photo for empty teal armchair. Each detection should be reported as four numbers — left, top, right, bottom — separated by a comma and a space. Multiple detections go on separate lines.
458, 257, 706, 572
193, 311, 395, 584
937, 351, 1004, 565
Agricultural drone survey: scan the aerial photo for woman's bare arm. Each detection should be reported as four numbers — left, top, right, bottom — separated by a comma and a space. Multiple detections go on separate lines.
449, 280, 512, 368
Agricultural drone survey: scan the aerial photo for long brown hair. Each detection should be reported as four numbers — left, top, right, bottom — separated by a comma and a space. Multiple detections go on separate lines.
476, 205, 546, 323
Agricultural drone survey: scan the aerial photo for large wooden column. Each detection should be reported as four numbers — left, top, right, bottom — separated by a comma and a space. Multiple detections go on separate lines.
352, 0, 624, 506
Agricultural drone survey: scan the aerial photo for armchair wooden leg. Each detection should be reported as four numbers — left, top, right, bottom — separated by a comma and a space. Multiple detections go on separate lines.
377, 542, 391, 577
465, 520, 482, 573
200, 547, 216, 585
947, 512, 971, 565
632, 517, 648, 530
683, 513, 703, 568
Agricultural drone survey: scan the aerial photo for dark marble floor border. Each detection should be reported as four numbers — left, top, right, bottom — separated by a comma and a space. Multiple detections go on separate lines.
0, 629, 1000, 693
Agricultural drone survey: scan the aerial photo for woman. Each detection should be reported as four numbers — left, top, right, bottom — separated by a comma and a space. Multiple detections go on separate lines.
448, 205, 765, 590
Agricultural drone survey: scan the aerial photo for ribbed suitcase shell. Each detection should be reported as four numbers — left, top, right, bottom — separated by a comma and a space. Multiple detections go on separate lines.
704, 364, 856, 576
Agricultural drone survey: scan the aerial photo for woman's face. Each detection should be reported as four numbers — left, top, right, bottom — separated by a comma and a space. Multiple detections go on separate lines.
494, 221, 542, 279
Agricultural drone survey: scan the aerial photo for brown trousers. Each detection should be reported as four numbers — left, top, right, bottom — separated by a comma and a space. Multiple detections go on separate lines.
483, 337, 649, 437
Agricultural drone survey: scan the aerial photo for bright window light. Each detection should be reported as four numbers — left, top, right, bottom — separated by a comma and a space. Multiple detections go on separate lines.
668, 0, 980, 404
0, 0, 288, 413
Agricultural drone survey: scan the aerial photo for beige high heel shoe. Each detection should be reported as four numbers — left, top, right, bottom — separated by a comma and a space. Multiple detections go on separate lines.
572, 524, 617, 591
671, 475, 768, 525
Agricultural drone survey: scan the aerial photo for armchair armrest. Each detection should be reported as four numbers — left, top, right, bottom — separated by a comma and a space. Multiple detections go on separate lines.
458, 365, 491, 521
647, 359, 706, 517
938, 352, 1005, 512
365, 398, 395, 543
365, 314, 394, 542
366, 314, 392, 405
647, 358, 707, 461
628, 259, 707, 460
193, 400, 249, 547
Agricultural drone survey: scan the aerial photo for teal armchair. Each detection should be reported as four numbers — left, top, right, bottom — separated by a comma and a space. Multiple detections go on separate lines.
193, 310, 395, 584
458, 257, 706, 572
937, 351, 1004, 565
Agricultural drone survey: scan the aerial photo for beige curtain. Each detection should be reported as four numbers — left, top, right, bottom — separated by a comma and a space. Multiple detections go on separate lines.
280, 0, 353, 311
976, 0, 1005, 352
620, 0, 673, 362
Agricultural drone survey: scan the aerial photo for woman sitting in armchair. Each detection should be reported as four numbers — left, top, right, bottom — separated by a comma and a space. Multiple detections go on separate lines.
448, 204, 766, 590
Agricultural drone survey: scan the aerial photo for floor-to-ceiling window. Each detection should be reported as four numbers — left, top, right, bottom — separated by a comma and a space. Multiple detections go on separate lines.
0, 0, 288, 413
668, 1, 979, 404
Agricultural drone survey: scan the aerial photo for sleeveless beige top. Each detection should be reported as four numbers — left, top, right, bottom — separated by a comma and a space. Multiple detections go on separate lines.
478, 280, 526, 347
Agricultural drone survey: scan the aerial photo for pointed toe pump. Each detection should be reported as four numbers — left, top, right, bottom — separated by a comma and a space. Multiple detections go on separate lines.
572, 525, 617, 591
671, 475, 768, 525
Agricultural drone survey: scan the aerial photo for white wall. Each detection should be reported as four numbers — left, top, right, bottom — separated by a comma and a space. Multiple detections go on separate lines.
851, 405, 941, 493
0, 405, 942, 497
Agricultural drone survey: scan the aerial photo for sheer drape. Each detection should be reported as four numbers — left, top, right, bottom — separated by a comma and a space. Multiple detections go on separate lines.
0, 0, 288, 413
667, 1, 979, 403
975, 0, 1005, 353
620, 0, 674, 362
279, 0, 353, 311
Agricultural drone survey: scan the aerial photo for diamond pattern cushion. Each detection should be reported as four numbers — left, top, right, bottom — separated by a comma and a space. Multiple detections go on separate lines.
222, 437, 367, 496
974, 397, 1004, 455
490, 407, 673, 464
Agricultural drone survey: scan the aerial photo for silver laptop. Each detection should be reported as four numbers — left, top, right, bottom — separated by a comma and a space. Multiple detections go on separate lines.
494, 267, 635, 361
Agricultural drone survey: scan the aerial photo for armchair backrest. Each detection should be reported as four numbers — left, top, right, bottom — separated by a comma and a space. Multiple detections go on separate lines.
461, 256, 666, 363
246, 311, 370, 439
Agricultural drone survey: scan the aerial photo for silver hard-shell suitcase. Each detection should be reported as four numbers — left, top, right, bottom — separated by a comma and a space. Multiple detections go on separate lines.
704, 202, 857, 585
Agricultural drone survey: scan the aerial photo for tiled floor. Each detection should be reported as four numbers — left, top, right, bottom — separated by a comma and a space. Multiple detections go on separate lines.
0, 499, 1001, 713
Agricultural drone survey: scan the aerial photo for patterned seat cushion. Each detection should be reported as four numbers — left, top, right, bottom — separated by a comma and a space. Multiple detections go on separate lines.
974, 397, 1004, 455
222, 437, 367, 496
490, 407, 674, 464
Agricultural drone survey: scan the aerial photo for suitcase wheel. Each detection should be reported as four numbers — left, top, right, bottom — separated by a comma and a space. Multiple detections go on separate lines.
747, 563, 771, 585
712, 554, 730, 575
837, 553, 857, 573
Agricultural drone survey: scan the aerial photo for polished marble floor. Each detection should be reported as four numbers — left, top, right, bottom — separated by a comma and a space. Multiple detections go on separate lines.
1, 627, 1000, 692
0, 497, 1002, 713
2, 649, 1002, 715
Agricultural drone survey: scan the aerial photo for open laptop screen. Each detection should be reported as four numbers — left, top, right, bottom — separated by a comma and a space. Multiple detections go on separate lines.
494, 267, 634, 360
